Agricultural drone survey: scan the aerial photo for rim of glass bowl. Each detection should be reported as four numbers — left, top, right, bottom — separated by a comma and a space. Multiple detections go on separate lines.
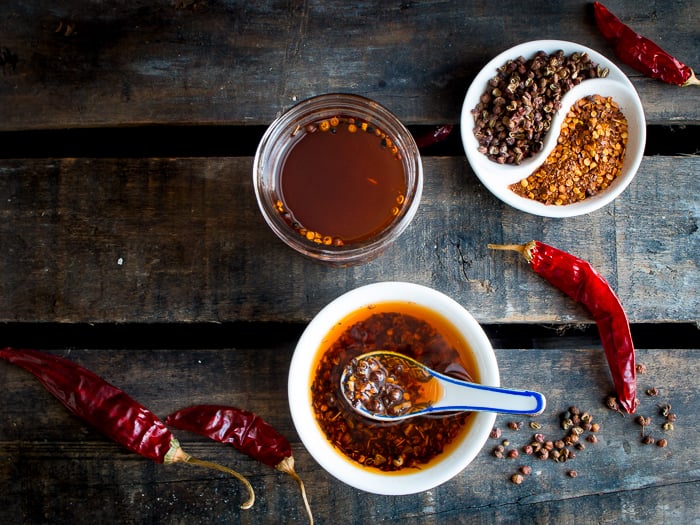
253, 93, 423, 264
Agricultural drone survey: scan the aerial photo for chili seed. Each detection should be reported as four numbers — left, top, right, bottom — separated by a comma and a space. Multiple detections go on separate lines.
511, 473, 524, 484
529, 421, 542, 430
662, 422, 674, 432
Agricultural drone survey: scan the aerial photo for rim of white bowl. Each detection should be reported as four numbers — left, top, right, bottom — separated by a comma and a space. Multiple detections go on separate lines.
460, 40, 646, 218
288, 282, 499, 495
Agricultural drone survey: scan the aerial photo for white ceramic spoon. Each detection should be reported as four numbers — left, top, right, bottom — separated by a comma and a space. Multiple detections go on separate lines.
340, 350, 546, 422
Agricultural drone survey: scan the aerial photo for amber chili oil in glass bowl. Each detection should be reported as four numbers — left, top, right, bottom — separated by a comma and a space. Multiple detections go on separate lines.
253, 94, 423, 265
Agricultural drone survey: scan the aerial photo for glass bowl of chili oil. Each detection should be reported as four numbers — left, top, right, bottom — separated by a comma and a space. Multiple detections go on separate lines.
288, 282, 500, 495
253, 94, 423, 265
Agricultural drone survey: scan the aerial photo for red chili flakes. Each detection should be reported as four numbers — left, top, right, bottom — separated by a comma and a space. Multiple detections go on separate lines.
510, 94, 628, 205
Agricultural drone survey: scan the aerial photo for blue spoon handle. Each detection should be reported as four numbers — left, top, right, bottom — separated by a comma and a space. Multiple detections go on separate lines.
432, 371, 546, 416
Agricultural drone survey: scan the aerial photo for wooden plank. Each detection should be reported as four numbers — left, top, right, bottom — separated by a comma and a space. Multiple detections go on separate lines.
0, 1, 698, 130
1, 346, 697, 524
1, 156, 698, 324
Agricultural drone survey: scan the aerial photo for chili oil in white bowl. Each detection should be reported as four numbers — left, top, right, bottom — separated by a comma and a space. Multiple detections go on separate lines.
288, 282, 499, 495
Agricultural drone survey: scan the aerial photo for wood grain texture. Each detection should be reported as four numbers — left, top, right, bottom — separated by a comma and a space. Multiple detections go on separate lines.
0, 0, 698, 131
0, 1, 697, 523
1, 156, 697, 324
1, 346, 697, 524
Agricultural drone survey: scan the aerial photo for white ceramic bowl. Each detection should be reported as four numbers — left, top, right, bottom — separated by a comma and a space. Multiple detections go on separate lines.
288, 282, 499, 495
460, 40, 646, 217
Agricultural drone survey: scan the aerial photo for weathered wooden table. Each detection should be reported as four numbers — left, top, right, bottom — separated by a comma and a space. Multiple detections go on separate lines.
1, 1, 698, 523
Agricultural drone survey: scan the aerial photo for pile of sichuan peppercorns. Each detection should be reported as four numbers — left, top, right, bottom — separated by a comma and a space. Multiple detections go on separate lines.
489, 406, 600, 483
627, 362, 677, 449
489, 363, 677, 484
471, 50, 609, 165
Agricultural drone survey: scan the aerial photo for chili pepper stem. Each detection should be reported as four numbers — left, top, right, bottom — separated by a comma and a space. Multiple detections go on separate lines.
168, 443, 255, 510
487, 242, 536, 262
276, 456, 314, 525
683, 69, 700, 87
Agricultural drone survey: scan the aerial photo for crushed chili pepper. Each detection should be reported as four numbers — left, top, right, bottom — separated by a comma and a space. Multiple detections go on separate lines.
165, 405, 313, 525
593, 2, 699, 87
510, 94, 628, 205
311, 307, 476, 472
0, 347, 255, 509
488, 241, 637, 413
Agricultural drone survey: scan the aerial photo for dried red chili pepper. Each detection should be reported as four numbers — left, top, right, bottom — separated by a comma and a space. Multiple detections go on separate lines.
0, 347, 255, 509
414, 124, 453, 149
593, 2, 699, 86
165, 405, 313, 524
488, 241, 637, 413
